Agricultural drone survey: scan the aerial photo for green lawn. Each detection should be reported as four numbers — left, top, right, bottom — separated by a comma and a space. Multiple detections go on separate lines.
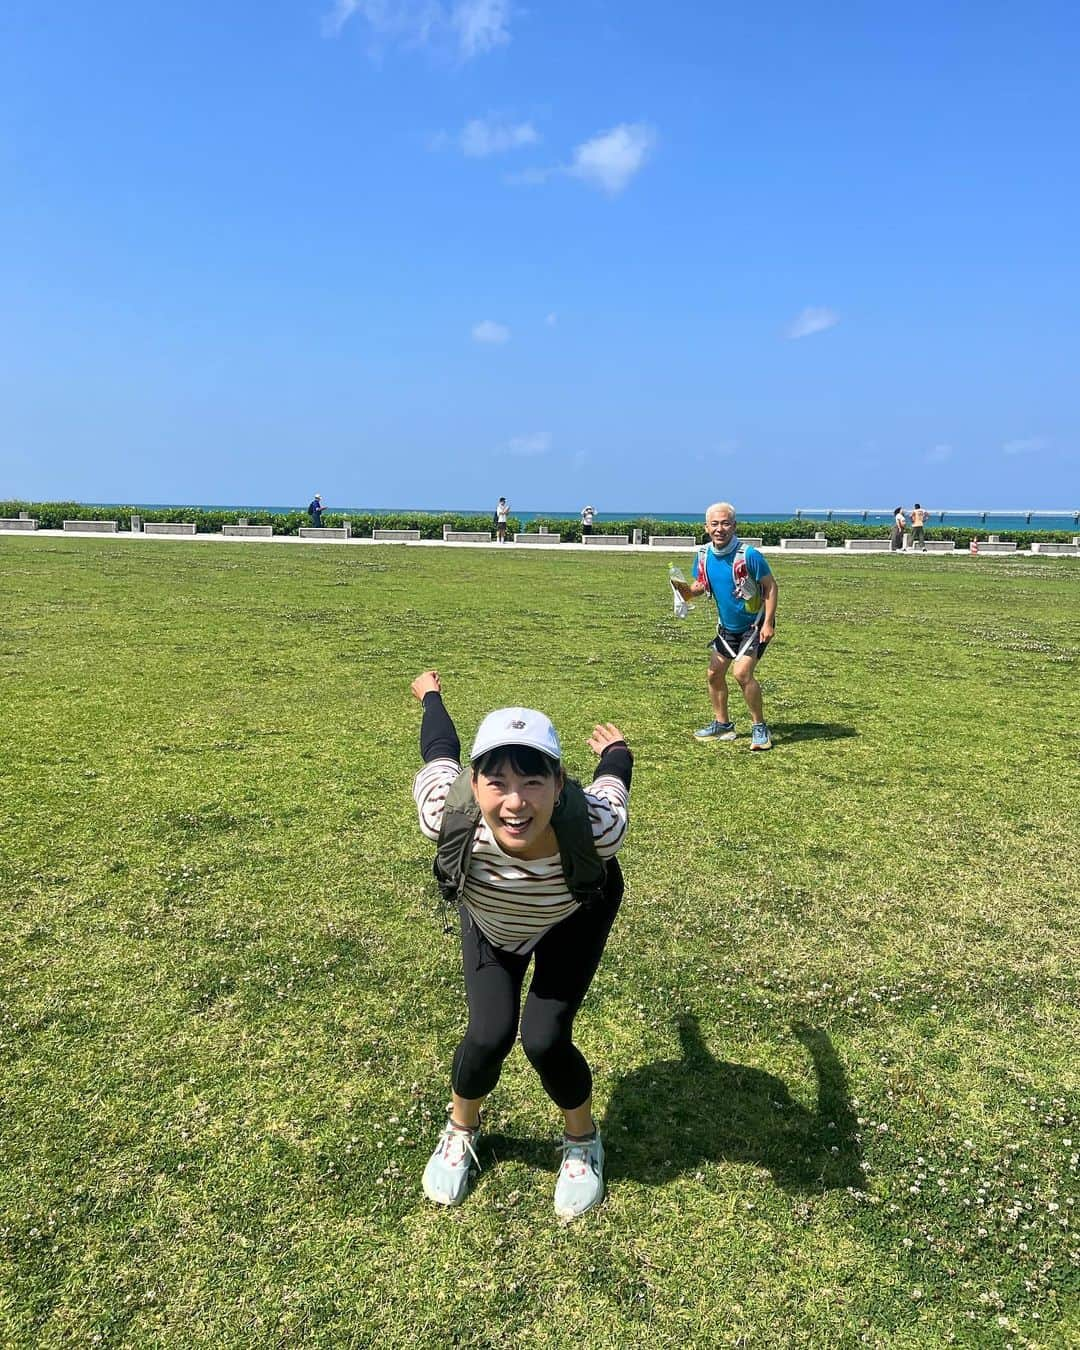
0, 537, 1077, 1348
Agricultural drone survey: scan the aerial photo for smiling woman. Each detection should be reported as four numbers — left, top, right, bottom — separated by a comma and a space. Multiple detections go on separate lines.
409, 669, 632, 1221
469, 734, 563, 861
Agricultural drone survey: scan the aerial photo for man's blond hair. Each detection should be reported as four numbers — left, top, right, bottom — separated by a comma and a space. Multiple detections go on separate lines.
705, 501, 737, 521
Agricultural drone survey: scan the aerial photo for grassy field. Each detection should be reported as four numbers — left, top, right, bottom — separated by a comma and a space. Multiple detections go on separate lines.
0, 536, 1077, 1348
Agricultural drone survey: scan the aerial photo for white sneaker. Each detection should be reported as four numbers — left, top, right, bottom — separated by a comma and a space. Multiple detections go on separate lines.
554, 1128, 605, 1220
422, 1121, 481, 1207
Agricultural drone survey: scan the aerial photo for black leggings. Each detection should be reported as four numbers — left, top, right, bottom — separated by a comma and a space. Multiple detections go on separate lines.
451, 864, 623, 1111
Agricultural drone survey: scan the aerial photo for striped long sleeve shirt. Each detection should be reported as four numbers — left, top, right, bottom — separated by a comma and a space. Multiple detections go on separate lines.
413, 758, 629, 954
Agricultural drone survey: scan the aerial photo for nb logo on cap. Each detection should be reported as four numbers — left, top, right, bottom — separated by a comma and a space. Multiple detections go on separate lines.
510, 719, 526, 729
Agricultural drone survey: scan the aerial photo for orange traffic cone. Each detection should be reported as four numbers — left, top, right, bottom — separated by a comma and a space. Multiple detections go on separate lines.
970, 537, 979, 555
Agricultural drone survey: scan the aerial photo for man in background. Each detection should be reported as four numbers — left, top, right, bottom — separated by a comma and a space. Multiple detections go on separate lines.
670, 502, 778, 751
910, 503, 928, 551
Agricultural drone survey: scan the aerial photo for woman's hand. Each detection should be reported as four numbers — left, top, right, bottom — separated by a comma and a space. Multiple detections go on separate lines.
410, 670, 442, 701
587, 723, 627, 755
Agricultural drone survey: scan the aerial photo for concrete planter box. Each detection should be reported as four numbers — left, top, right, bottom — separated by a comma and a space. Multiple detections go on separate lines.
648, 536, 697, 548
63, 520, 118, 533
1030, 542, 1077, 555
844, 539, 892, 551
144, 522, 197, 535
442, 530, 493, 543
371, 528, 418, 541
222, 525, 274, 537
975, 541, 1017, 553
300, 527, 350, 540
513, 532, 562, 544
0, 518, 38, 531
780, 537, 828, 549
923, 540, 956, 552
582, 534, 629, 545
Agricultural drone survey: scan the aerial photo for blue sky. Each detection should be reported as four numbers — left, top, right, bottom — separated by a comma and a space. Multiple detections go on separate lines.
2, 0, 1078, 512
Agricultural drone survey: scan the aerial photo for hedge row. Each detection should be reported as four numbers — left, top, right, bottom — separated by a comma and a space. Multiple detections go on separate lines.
0, 503, 518, 538
2, 502, 1075, 548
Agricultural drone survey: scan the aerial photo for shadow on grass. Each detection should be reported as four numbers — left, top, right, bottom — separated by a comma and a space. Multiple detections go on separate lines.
480, 1133, 559, 1177
602, 1016, 866, 1193
772, 722, 858, 745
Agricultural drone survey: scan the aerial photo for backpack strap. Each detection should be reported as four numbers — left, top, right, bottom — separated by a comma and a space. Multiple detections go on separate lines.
693, 544, 711, 595
433, 770, 481, 909
550, 779, 608, 909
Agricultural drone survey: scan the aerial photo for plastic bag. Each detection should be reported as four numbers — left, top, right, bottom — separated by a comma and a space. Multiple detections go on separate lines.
668, 565, 694, 619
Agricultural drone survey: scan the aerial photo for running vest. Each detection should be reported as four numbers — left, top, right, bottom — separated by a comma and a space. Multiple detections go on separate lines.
695, 541, 763, 618
434, 770, 607, 914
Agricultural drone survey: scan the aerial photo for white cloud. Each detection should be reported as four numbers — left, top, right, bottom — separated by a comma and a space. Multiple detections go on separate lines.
458, 116, 538, 157
324, 0, 357, 38
1002, 436, 1048, 456
506, 432, 551, 456
472, 319, 510, 344
452, 0, 511, 60
324, 1, 430, 42
568, 123, 656, 195
925, 442, 953, 464
785, 307, 839, 340
325, 0, 510, 60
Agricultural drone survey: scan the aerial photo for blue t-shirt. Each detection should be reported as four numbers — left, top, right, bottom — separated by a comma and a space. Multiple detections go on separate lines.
692, 541, 771, 633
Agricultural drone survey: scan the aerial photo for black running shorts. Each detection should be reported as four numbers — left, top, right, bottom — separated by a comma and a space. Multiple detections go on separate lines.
709, 625, 767, 662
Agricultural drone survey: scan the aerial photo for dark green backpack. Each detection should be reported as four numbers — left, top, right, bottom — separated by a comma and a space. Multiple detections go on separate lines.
433, 770, 607, 926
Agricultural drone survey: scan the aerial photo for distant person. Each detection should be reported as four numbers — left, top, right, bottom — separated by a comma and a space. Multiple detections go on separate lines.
308, 494, 324, 528
494, 497, 509, 544
581, 505, 596, 537
410, 669, 632, 1219
910, 503, 928, 551
670, 502, 778, 751
890, 506, 906, 551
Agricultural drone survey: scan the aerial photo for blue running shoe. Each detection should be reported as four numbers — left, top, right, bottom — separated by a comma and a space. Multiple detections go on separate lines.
749, 722, 772, 751
555, 1128, 605, 1220
422, 1120, 481, 1207
694, 720, 736, 741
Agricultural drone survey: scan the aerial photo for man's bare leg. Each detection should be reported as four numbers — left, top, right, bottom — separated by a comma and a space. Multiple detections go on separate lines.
732, 654, 765, 724
707, 653, 732, 722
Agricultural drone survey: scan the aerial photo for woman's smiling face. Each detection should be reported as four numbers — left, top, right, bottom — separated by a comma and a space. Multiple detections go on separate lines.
471, 757, 563, 859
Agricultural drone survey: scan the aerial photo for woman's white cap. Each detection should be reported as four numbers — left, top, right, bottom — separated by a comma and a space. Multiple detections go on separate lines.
470, 707, 562, 762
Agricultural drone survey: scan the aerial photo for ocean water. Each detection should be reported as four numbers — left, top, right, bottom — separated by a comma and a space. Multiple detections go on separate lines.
530, 509, 1079, 530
